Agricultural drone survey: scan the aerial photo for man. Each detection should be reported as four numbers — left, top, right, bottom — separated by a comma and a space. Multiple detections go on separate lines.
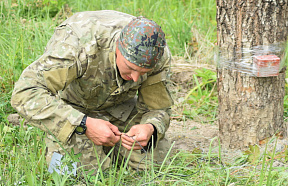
11, 10, 173, 171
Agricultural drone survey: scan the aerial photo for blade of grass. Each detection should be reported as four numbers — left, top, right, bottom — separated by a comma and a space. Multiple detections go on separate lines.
266, 137, 278, 186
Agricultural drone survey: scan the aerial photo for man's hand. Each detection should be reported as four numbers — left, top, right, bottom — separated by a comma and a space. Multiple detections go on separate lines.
85, 117, 121, 146
121, 124, 154, 150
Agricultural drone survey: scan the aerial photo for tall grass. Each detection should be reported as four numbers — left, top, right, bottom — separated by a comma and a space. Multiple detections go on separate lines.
0, 1, 57, 119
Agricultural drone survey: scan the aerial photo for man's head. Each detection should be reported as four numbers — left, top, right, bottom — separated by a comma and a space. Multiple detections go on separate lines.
117, 16, 166, 69
116, 16, 166, 82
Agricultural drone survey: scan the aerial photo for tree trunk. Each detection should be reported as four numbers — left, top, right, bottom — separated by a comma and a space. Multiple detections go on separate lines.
217, 0, 288, 149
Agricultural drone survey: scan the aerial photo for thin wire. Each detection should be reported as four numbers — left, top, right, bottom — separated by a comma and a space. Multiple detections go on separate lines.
121, 133, 148, 172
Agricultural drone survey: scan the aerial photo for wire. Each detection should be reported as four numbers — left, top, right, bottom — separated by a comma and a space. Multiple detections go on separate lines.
121, 133, 148, 172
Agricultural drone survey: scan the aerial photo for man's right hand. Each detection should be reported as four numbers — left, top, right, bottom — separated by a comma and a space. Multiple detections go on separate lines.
85, 117, 121, 146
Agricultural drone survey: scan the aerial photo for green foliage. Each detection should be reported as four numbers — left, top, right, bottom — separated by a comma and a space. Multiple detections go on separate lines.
285, 95, 288, 118
0, 1, 59, 120
183, 68, 218, 123
2, 0, 68, 18
243, 145, 261, 164
0, 122, 48, 185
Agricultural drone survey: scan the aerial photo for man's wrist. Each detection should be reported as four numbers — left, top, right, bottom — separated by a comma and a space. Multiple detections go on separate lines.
75, 115, 87, 135
143, 124, 158, 152
147, 123, 155, 133
150, 124, 157, 137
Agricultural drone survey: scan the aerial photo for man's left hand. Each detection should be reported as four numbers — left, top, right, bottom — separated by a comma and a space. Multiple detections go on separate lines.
121, 124, 154, 150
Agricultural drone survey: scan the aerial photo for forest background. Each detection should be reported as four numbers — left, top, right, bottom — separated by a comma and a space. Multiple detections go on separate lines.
0, 0, 288, 185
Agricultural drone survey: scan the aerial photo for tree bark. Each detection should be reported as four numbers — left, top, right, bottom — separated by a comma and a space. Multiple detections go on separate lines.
217, 0, 288, 149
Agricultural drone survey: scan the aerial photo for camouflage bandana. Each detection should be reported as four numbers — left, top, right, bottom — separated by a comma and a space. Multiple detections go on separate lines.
117, 16, 166, 69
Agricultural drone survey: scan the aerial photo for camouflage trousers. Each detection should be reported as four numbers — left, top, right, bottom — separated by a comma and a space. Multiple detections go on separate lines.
45, 98, 171, 172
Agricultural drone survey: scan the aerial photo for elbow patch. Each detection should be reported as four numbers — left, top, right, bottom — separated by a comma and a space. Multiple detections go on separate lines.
43, 66, 77, 94
140, 72, 173, 110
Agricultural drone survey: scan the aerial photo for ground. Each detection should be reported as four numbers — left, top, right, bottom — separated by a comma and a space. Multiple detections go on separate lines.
166, 56, 220, 154
166, 119, 218, 153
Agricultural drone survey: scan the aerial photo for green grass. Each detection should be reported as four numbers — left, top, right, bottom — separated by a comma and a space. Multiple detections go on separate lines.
182, 68, 218, 123
2, 122, 288, 185
1, 0, 288, 185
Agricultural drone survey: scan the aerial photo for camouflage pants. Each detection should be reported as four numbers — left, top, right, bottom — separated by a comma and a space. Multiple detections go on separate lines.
45, 99, 171, 172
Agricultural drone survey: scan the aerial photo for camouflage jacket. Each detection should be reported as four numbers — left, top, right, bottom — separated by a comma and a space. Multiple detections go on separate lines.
11, 10, 173, 144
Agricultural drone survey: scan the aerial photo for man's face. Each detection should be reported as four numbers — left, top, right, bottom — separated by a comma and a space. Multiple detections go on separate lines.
116, 47, 152, 82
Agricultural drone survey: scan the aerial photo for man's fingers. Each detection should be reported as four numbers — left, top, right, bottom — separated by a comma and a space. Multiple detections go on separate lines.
122, 143, 142, 150
104, 136, 120, 146
111, 135, 121, 144
121, 136, 139, 147
121, 133, 135, 142
121, 134, 147, 151
108, 123, 122, 136
125, 126, 139, 138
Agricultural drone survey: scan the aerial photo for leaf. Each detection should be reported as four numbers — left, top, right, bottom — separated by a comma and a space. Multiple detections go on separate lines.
243, 150, 251, 155
192, 148, 202, 154
246, 145, 260, 164
74, 153, 82, 161
267, 151, 274, 159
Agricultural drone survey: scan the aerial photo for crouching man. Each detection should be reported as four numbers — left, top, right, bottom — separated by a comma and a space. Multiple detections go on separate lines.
11, 10, 173, 172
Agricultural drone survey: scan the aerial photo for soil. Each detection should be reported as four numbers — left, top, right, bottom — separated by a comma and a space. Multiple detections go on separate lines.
166, 56, 220, 154
165, 119, 219, 153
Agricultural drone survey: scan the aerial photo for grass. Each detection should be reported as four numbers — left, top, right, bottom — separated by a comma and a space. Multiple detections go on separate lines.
182, 68, 218, 123
1, 0, 288, 185
2, 122, 288, 185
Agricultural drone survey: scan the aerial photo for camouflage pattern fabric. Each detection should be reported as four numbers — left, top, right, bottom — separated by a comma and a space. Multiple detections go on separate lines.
11, 10, 173, 169
45, 106, 171, 171
117, 16, 166, 69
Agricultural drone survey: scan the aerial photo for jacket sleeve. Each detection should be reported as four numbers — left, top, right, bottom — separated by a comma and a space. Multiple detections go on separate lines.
137, 46, 174, 146
11, 25, 86, 143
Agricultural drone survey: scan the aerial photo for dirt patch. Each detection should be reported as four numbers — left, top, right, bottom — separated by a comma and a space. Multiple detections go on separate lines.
167, 57, 221, 154
165, 119, 218, 152
7, 113, 27, 126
